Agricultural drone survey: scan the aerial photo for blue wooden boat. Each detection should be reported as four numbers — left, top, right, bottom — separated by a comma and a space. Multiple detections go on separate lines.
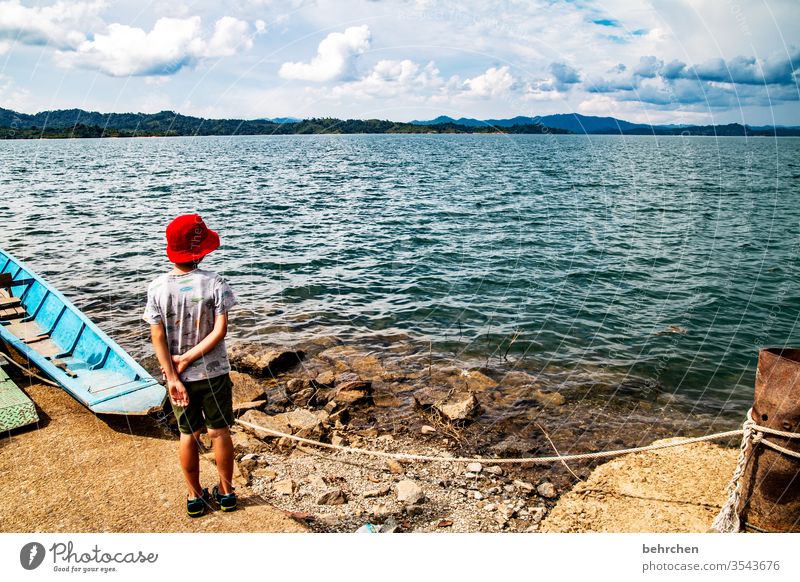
0, 248, 165, 415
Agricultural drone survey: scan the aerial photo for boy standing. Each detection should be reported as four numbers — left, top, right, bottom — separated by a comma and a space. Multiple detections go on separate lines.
143, 214, 238, 517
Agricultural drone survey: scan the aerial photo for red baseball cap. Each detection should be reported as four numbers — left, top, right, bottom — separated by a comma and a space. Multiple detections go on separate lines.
165, 214, 220, 263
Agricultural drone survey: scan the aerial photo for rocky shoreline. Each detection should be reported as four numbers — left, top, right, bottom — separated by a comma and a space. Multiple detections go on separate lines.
144, 335, 741, 533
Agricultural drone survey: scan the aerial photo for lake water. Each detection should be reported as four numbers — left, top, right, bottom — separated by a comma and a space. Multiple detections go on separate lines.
1, 133, 799, 421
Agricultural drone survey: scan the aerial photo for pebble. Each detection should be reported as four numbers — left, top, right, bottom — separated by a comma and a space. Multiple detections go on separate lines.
317, 488, 348, 505
537, 482, 558, 499
251, 468, 278, 482
503, 484, 515, 493
420, 425, 437, 435
363, 484, 391, 498
472, 491, 484, 500
274, 479, 297, 496
484, 465, 504, 476
307, 474, 327, 489
497, 503, 515, 520
466, 462, 483, 473
513, 479, 535, 492
529, 506, 547, 525
386, 460, 405, 475
484, 503, 496, 512
396, 479, 425, 504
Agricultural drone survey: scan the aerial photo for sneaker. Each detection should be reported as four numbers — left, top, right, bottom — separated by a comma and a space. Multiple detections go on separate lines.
186, 488, 211, 518
212, 484, 237, 512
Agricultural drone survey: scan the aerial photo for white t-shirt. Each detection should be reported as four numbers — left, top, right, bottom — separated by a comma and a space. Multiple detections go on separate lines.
143, 268, 237, 381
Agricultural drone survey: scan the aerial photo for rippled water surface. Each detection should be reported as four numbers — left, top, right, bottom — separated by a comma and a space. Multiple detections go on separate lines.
1, 134, 799, 418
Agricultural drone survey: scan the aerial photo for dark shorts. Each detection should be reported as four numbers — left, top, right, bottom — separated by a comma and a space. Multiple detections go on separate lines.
173, 373, 234, 434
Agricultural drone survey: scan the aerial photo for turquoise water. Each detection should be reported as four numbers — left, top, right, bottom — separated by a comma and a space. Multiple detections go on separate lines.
1, 134, 799, 417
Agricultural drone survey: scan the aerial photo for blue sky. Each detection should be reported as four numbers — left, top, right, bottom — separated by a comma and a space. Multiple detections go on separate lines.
0, 0, 798, 124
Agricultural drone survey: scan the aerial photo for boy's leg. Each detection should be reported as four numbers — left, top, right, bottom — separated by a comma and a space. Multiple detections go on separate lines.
203, 373, 235, 495
208, 427, 234, 494
179, 430, 204, 498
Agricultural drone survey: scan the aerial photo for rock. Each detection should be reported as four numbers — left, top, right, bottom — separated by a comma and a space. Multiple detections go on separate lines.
396, 479, 424, 504
315, 369, 337, 387
230, 371, 269, 405
420, 425, 437, 435
484, 503, 496, 512
285, 378, 317, 407
332, 379, 373, 405
386, 460, 405, 475
503, 484, 515, 493
285, 409, 323, 432
317, 488, 347, 505
369, 503, 393, 520
330, 433, 347, 447
537, 482, 558, 499
534, 389, 566, 407
472, 490, 484, 500
404, 504, 424, 517
239, 409, 291, 439
328, 408, 350, 426
251, 467, 278, 482
449, 369, 499, 392
317, 345, 392, 380
513, 479, 535, 492
466, 462, 483, 473
236, 455, 261, 482
233, 399, 267, 416
464, 472, 478, 479
363, 484, 391, 498
529, 506, 547, 525
229, 344, 305, 377
435, 392, 481, 423
274, 479, 297, 495
497, 503, 515, 520
231, 430, 268, 455
485, 465, 504, 476
306, 474, 328, 489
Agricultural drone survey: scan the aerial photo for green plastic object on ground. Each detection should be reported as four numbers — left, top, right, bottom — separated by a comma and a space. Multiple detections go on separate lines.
0, 355, 39, 432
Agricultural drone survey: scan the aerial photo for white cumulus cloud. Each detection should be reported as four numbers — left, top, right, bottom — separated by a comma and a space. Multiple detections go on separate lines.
463, 66, 514, 98
332, 59, 443, 98
55, 16, 259, 77
0, 0, 104, 49
279, 25, 371, 82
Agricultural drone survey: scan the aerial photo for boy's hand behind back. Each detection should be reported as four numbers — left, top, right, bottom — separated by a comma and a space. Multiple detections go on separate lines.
171, 354, 190, 375
168, 379, 189, 407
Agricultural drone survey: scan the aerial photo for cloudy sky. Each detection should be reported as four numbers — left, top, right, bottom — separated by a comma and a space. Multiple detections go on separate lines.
0, 0, 798, 124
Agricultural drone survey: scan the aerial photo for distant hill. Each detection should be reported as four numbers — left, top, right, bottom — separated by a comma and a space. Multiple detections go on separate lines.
411, 112, 800, 136
0, 108, 564, 138
1, 107, 797, 138
412, 113, 653, 133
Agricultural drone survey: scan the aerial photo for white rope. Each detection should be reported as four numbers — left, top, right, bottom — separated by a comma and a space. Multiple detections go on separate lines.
235, 417, 744, 464
712, 408, 800, 533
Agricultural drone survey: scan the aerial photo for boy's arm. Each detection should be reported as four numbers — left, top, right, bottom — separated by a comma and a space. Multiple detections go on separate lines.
172, 313, 228, 374
150, 323, 189, 406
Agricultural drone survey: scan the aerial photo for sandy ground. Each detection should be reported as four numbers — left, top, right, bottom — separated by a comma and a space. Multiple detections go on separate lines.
0, 382, 306, 533
541, 438, 738, 532
1, 378, 740, 533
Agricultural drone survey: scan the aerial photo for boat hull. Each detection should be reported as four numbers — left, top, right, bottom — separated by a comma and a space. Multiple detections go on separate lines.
0, 249, 165, 415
